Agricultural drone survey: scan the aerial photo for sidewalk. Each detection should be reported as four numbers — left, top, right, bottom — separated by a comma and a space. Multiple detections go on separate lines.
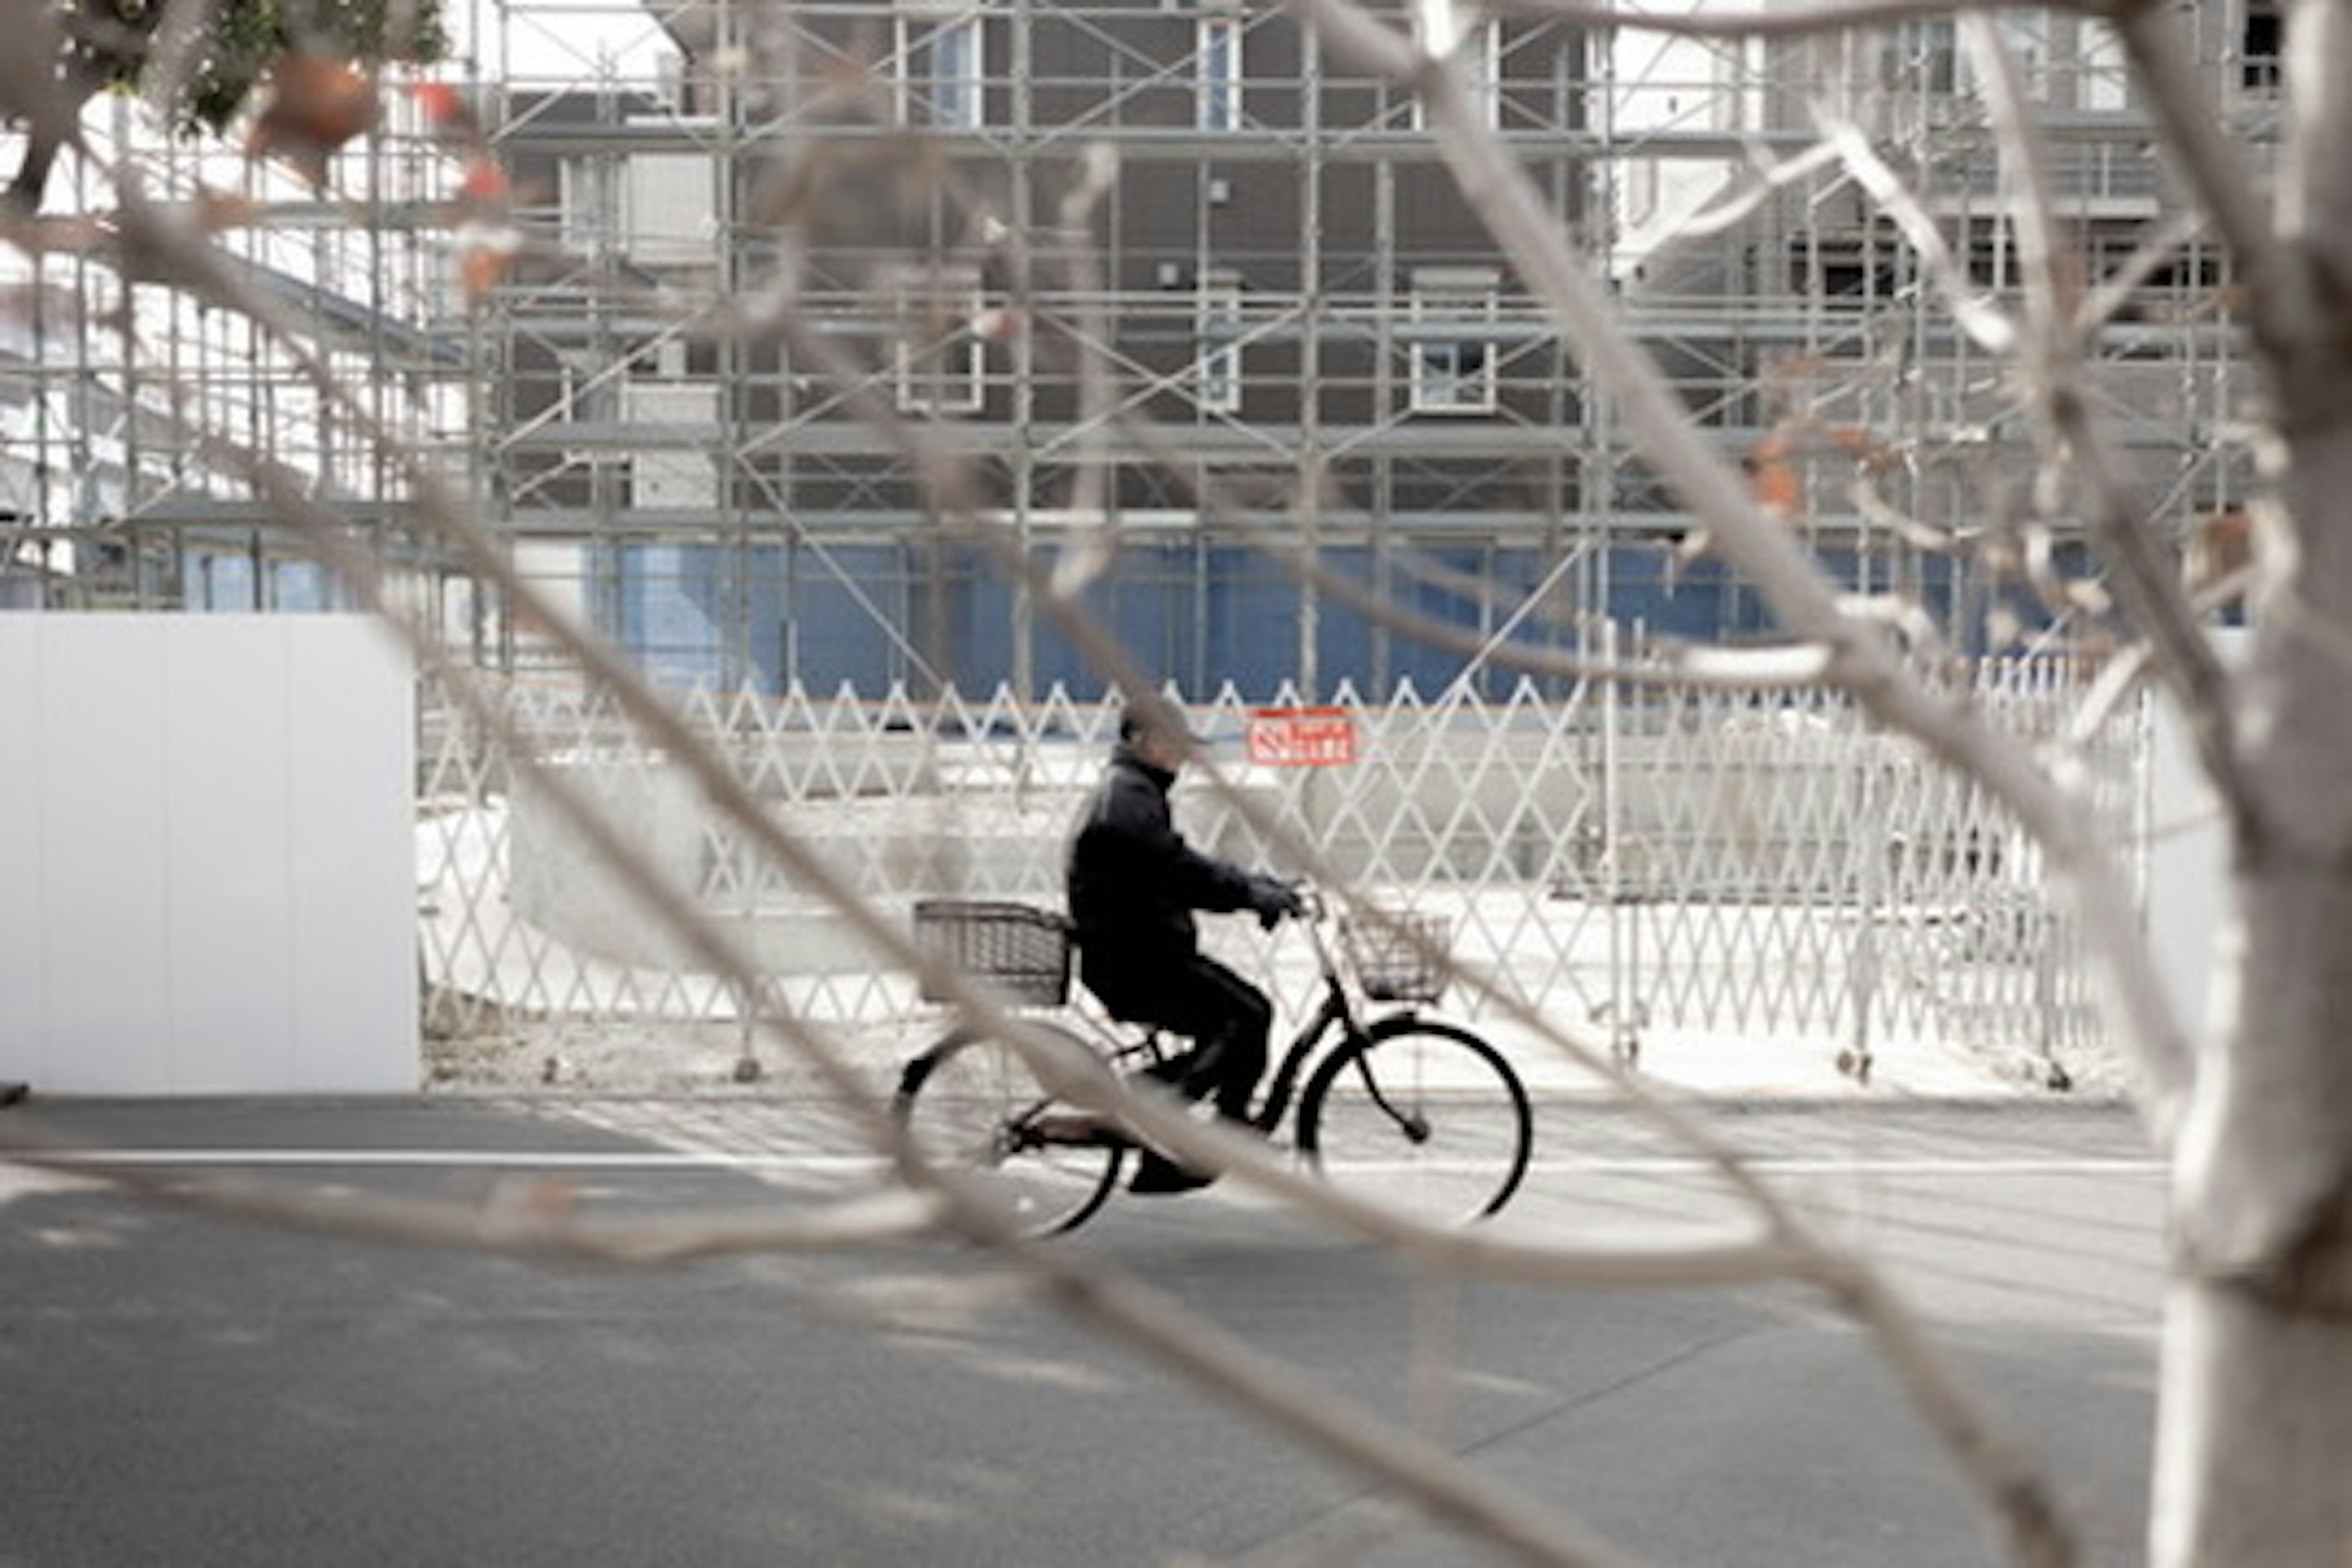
415, 1003, 2130, 1107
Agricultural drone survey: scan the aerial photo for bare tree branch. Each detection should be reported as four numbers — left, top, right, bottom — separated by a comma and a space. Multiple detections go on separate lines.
1296, 0, 2195, 1144
49, 183, 1823, 1568
2108, 0, 2303, 353
9, 13, 2253, 1558
4, 1126, 943, 1258
1961, 13, 2248, 819
1482, 0, 2026, 43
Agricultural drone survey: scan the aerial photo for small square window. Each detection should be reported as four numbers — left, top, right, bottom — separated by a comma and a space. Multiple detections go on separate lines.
1414, 341, 1490, 413
1408, 269, 1499, 415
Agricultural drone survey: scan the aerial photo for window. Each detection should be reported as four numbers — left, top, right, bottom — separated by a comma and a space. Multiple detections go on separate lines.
1411, 18, 1498, 130
1197, 271, 1242, 413
2242, 0, 2282, 91
1409, 268, 1499, 415
2079, 22, 2130, 110
622, 151, 717, 265
899, 13, 986, 130
891, 264, 985, 415
1199, 17, 1242, 131
557, 157, 614, 255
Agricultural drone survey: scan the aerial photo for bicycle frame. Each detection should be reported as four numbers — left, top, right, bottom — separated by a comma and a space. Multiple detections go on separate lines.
930, 889, 1438, 1152
1245, 892, 1398, 1139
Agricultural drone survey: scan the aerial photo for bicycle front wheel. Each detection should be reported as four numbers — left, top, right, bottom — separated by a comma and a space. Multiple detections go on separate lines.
893, 1023, 1126, 1237
1298, 1018, 1532, 1227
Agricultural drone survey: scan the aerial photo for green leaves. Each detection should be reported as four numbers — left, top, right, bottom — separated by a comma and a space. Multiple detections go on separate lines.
99, 0, 450, 135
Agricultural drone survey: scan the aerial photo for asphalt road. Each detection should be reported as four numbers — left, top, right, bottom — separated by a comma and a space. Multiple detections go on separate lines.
1, 1095, 2165, 1567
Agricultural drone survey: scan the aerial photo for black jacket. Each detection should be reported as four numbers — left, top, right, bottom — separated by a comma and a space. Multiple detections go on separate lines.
1066, 745, 1258, 986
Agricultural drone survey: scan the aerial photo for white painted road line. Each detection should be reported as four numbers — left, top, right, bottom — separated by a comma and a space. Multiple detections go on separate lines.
26, 1149, 888, 1173
20, 1149, 2165, 1177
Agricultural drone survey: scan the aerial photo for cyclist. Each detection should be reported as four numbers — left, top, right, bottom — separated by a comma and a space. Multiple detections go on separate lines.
1065, 694, 1302, 1193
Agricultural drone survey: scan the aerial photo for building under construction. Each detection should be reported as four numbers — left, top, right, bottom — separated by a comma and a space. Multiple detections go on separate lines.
0, 0, 2276, 698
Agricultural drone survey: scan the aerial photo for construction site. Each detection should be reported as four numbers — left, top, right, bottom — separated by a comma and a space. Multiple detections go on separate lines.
0, 0, 2271, 691
0, 0, 2268, 1087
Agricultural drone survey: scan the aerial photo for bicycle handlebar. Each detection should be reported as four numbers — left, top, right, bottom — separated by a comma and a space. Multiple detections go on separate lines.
1252, 879, 1329, 933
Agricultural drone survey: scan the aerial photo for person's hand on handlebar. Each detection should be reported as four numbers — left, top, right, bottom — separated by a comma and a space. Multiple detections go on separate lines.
1247, 874, 1307, 930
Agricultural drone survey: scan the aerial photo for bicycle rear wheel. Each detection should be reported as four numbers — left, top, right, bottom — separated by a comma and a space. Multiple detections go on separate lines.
893, 1023, 1126, 1237
1297, 1018, 1532, 1227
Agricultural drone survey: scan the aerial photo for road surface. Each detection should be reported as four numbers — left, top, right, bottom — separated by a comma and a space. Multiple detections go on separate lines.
1, 1095, 2163, 1566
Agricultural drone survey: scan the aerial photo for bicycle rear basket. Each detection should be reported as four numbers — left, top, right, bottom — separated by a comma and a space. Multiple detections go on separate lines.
1339, 908, 1452, 1003
913, 900, 1074, 1006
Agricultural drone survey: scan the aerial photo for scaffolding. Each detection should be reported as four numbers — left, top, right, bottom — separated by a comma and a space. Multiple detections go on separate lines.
0, 82, 466, 611
0, 0, 2275, 693
2, 0, 2261, 1071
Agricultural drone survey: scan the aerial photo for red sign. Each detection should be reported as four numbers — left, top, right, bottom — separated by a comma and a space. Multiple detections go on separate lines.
1247, 707, 1358, 767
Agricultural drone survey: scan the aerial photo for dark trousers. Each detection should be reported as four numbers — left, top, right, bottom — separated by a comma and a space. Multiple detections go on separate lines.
1084, 952, 1273, 1123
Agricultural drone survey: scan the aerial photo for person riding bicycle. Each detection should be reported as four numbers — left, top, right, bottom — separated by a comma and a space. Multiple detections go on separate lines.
1065, 693, 1302, 1194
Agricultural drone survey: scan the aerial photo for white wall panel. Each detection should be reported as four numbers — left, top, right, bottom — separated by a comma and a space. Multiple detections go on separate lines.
164, 618, 297, 1091
0, 614, 414, 1094
38, 616, 174, 1090
2146, 626, 2247, 1058
287, 620, 417, 1091
0, 619, 43, 1061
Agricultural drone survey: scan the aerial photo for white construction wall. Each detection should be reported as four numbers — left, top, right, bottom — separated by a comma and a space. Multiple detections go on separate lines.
0, 614, 415, 1094
2144, 625, 2249, 1060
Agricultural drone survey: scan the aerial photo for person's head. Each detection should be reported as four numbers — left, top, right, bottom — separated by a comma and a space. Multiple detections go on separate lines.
1118, 693, 1205, 771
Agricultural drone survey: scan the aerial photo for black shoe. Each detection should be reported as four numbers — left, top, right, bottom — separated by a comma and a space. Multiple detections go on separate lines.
1028, 1112, 1130, 1148
0, 1082, 26, 1109
1128, 1151, 1218, 1196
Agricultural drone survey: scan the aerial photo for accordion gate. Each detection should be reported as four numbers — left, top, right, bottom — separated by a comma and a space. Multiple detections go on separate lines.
416, 660, 2141, 1082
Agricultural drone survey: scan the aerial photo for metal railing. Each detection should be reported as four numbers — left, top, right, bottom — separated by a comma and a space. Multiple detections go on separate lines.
415, 660, 2141, 1084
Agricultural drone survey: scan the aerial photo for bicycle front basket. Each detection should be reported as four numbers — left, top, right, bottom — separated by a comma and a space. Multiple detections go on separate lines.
1339, 908, 1451, 1003
913, 900, 1074, 1006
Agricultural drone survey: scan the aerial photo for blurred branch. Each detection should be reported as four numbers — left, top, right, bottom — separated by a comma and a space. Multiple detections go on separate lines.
1482, 0, 2052, 41
1960, 13, 2247, 823
643, 112, 2099, 1568
1817, 115, 2016, 355
1300, 0, 2197, 1147
1679, 142, 1850, 242
0, 0, 92, 213
2073, 211, 2207, 339
4, 1121, 943, 1258
48, 179, 1831, 1568
6, 14, 2227, 1558
733, 164, 1874, 1244
2109, 0, 2304, 356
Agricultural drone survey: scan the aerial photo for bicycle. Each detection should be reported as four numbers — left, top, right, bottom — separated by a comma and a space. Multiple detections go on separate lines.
892, 886, 1534, 1236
